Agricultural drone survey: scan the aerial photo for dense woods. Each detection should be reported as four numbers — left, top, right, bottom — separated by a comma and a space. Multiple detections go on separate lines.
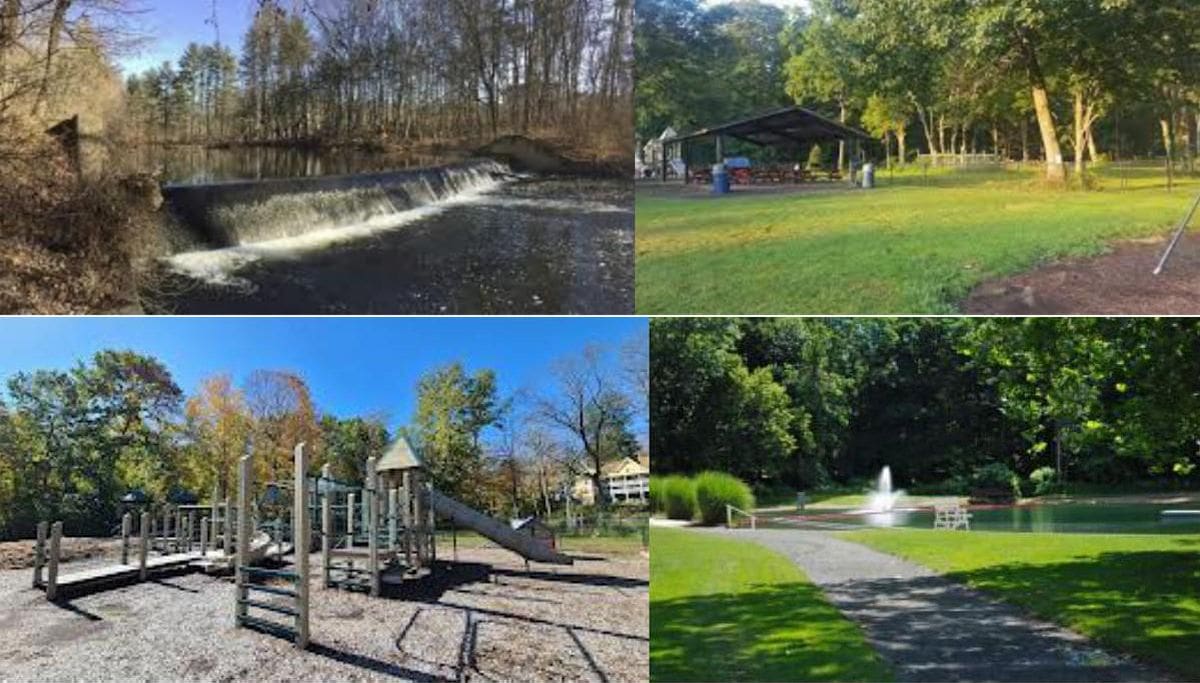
636, 0, 1200, 182
651, 318, 1200, 494
124, 0, 633, 154
0, 338, 646, 540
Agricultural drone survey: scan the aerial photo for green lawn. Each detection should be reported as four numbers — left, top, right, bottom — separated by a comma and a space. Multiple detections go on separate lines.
636, 165, 1200, 313
651, 527, 891, 682
840, 528, 1200, 677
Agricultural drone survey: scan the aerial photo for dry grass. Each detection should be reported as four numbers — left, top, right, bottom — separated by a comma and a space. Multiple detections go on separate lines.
0, 128, 163, 314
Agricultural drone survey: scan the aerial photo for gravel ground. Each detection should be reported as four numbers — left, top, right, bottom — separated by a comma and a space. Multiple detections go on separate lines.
0, 546, 647, 682
707, 528, 1169, 682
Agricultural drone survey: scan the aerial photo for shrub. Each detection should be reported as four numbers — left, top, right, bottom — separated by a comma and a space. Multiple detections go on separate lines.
971, 462, 1021, 500
659, 476, 697, 521
693, 471, 755, 526
1029, 466, 1059, 496
648, 475, 666, 513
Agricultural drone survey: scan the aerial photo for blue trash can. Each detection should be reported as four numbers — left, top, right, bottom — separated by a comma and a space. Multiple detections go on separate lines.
712, 164, 730, 195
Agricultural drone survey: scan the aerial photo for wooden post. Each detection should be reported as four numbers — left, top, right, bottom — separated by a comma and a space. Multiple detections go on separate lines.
412, 472, 423, 567
427, 487, 436, 565
366, 456, 379, 597
726, 504, 732, 529
347, 492, 356, 546
46, 521, 62, 600
322, 489, 332, 588
210, 482, 219, 549
33, 521, 47, 588
388, 487, 398, 549
236, 453, 252, 625
139, 512, 149, 580
221, 497, 231, 557
200, 516, 209, 556
402, 471, 413, 567
294, 443, 310, 648
121, 513, 131, 564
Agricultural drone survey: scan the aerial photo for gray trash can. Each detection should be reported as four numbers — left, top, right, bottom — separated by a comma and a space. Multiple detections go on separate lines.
862, 163, 875, 189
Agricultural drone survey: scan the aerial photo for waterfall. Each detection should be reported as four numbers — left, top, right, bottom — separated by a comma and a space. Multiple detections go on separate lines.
162, 159, 510, 248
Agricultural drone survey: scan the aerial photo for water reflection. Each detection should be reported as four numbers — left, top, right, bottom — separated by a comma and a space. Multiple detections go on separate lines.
121, 144, 453, 185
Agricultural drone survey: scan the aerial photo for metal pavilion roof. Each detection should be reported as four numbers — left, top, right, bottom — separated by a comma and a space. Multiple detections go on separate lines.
666, 106, 869, 147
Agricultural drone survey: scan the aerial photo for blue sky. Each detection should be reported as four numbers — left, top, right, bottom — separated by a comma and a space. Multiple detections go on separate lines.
117, 0, 257, 75
0, 317, 646, 435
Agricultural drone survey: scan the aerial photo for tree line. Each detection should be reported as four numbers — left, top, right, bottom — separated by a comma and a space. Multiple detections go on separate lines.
636, 0, 1200, 182
651, 318, 1200, 493
123, 0, 632, 152
0, 338, 646, 540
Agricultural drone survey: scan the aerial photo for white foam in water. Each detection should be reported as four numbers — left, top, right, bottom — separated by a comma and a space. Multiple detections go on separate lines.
473, 196, 631, 213
167, 173, 505, 286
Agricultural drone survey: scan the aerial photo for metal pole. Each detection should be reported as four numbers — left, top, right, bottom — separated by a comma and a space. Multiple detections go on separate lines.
402, 471, 413, 567
223, 496, 232, 557
201, 516, 209, 556
294, 443, 310, 648
1153, 191, 1200, 274
388, 487, 398, 549
321, 464, 332, 588
347, 492, 356, 546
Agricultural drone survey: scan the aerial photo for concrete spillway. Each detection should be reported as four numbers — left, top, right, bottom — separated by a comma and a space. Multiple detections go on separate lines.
161, 159, 510, 247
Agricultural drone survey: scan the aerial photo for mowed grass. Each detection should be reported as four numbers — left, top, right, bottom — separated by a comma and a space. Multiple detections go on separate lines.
636, 165, 1200, 313
840, 528, 1200, 677
651, 527, 891, 682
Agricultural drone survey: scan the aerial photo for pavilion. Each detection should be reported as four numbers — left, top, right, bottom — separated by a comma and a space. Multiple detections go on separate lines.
660, 105, 870, 186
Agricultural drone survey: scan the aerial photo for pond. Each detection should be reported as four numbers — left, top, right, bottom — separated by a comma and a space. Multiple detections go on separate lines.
124, 144, 452, 184
760, 502, 1200, 534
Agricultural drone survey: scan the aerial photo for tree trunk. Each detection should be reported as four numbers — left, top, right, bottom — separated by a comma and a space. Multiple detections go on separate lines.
1073, 90, 1086, 181
0, 0, 19, 77
1017, 28, 1064, 181
34, 0, 72, 117
1021, 117, 1029, 162
1086, 123, 1098, 161
897, 127, 907, 165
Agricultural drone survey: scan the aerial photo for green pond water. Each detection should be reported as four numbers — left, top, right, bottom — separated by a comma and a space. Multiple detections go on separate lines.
760, 503, 1200, 534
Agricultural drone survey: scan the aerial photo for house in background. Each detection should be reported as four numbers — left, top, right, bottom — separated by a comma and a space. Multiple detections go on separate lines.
573, 454, 650, 505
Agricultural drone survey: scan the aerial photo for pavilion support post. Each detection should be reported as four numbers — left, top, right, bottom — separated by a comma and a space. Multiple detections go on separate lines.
683, 141, 690, 184
33, 521, 47, 588
200, 516, 209, 556
47, 521, 62, 600
660, 146, 667, 181
715, 135, 724, 166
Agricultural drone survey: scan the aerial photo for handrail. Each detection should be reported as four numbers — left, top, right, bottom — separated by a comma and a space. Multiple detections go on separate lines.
726, 504, 757, 530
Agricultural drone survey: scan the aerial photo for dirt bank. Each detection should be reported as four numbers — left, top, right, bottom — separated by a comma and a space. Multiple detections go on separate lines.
963, 233, 1200, 314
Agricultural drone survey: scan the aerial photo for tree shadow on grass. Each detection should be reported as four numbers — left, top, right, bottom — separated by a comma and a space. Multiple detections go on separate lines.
942, 550, 1200, 679
650, 581, 889, 683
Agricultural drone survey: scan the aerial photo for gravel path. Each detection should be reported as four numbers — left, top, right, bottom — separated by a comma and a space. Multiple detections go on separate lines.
709, 528, 1168, 682
1, 546, 647, 682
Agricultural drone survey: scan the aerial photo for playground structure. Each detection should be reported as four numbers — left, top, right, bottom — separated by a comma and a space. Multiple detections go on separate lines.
34, 436, 578, 654
31, 484, 281, 600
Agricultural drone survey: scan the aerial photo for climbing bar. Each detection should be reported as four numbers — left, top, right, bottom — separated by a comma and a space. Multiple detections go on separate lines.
239, 598, 299, 617
238, 566, 298, 580
245, 583, 297, 598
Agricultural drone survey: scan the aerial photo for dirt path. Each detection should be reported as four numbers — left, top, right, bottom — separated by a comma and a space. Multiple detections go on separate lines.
963, 234, 1200, 314
709, 528, 1167, 682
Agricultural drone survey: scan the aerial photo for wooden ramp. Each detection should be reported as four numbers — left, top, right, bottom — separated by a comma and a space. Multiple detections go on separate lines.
49, 552, 199, 596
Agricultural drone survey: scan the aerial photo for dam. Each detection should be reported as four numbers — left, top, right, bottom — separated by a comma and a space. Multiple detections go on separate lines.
143, 149, 633, 314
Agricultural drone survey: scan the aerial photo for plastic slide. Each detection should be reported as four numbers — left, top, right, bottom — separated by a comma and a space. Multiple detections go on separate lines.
427, 488, 573, 565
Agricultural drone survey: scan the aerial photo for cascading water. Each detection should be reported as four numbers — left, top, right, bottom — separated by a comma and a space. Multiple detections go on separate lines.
162, 159, 510, 247
867, 466, 904, 512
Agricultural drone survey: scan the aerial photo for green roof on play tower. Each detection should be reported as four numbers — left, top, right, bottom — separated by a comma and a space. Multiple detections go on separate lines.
377, 436, 423, 472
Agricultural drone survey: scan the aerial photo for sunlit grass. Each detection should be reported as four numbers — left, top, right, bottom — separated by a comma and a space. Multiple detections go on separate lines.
636, 164, 1200, 313
651, 527, 891, 682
